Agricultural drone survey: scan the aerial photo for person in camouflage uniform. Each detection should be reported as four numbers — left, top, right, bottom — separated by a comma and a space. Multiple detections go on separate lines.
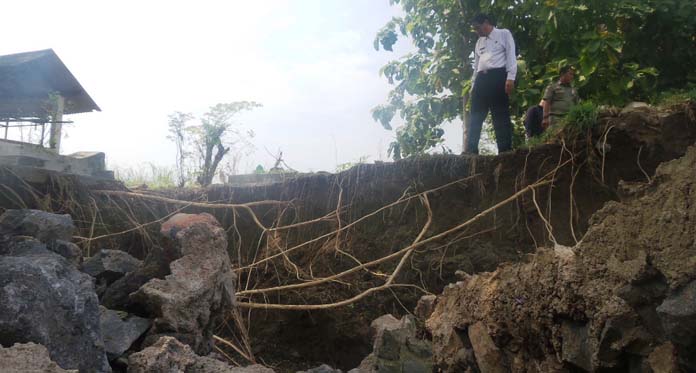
542, 65, 579, 128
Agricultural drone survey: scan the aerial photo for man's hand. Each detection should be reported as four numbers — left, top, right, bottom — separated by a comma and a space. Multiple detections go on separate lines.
542, 119, 550, 129
505, 80, 514, 95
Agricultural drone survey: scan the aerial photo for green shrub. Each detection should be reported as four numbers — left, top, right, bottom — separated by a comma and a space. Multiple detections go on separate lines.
563, 101, 599, 131
522, 101, 599, 149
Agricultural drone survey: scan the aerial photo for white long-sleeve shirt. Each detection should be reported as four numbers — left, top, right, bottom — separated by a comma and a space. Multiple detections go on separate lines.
473, 27, 517, 81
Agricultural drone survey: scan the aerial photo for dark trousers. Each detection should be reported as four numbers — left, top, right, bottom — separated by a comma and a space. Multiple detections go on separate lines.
465, 68, 513, 154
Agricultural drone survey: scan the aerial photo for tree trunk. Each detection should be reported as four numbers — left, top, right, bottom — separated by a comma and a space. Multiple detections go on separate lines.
197, 143, 229, 186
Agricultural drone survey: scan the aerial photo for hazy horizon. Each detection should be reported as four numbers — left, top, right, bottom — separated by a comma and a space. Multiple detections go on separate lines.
1, 1, 464, 175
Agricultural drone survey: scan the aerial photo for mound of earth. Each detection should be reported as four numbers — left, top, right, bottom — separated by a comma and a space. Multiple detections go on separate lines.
426, 145, 696, 372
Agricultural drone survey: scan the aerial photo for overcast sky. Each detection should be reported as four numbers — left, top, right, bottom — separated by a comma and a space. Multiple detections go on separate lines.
2, 1, 463, 173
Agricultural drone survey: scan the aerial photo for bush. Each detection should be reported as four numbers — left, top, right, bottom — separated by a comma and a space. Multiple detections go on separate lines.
563, 101, 599, 131
522, 101, 599, 149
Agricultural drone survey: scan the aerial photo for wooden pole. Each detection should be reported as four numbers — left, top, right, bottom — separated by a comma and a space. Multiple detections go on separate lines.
462, 93, 470, 153
40, 122, 46, 146
48, 95, 65, 153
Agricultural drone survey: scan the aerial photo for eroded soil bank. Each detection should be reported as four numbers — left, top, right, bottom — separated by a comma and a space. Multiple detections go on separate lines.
0, 101, 694, 371
427, 144, 696, 372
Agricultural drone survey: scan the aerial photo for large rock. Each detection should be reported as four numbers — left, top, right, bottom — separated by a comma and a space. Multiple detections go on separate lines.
0, 237, 111, 372
131, 213, 236, 354
0, 209, 74, 243
127, 336, 195, 372
414, 295, 437, 321
101, 245, 180, 311
83, 249, 143, 296
297, 364, 343, 373
83, 249, 142, 283
647, 342, 679, 373
128, 336, 275, 373
47, 239, 82, 266
352, 315, 432, 373
657, 280, 696, 361
0, 342, 78, 373
467, 322, 507, 373
560, 321, 591, 371
0, 209, 81, 265
100, 307, 151, 361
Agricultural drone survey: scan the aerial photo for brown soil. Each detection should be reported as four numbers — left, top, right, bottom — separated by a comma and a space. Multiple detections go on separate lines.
426, 145, 696, 372
0, 102, 694, 372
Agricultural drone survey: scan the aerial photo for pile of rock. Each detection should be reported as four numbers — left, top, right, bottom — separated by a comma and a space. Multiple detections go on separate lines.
0, 210, 111, 372
0, 209, 269, 373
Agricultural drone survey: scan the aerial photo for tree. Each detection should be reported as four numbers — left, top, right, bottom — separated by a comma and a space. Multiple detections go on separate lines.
167, 101, 261, 187
373, 0, 696, 159
167, 111, 193, 187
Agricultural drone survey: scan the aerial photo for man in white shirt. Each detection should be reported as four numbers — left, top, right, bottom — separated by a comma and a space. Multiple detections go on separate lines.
465, 14, 517, 154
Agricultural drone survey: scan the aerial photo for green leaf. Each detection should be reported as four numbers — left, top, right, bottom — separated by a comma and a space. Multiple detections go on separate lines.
375, 0, 696, 160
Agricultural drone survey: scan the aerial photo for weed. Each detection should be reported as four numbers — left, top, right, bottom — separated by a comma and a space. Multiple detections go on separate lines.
113, 164, 177, 189
655, 85, 696, 107
522, 101, 598, 149
563, 101, 599, 132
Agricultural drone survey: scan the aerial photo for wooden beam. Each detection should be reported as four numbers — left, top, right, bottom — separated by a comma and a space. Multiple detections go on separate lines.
48, 95, 65, 153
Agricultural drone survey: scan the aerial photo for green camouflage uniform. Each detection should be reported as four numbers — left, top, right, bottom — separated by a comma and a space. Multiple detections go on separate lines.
543, 81, 579, 125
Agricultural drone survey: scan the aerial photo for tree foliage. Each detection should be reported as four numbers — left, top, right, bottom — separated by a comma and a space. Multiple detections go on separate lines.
373, 0, 696, 159
167, 101, 261, 187
167, 111, 194, 187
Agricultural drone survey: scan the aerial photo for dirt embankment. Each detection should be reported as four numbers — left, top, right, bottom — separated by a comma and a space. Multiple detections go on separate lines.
0, 102, 693, 371
174, 102, 695, 370
427, 144, 696, 372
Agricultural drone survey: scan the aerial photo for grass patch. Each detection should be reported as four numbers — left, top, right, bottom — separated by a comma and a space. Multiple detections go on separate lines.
113, 164, 177, 189
521, 101, 599, 149
654, 86, 696, 107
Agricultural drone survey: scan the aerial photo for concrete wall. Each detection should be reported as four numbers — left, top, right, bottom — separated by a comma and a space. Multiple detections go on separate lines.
0, 139, 113, 179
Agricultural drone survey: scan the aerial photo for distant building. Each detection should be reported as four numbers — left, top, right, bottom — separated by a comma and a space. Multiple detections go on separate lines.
0, 49, 111, 178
